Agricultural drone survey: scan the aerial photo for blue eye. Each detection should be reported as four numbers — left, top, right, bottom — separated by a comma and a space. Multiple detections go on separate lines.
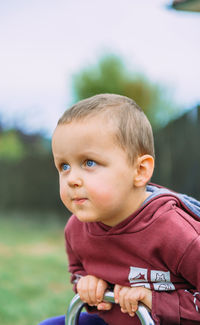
62, 163, 70, 171
86, 160, 96, 167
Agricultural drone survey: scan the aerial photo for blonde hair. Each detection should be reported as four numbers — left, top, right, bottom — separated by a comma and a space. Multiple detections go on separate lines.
58, 94, 155, 164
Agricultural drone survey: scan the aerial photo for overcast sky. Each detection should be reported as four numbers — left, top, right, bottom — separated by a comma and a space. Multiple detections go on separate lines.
0, 0, 199, 136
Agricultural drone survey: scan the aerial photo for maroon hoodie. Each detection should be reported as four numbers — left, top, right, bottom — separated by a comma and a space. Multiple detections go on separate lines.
65, 189, 200, 324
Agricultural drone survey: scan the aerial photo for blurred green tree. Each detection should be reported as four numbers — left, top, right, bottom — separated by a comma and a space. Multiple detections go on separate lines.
0, 130, 25, 161
72, 54, 179, 129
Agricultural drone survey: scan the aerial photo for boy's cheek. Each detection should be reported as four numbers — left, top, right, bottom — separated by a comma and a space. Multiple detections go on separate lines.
59, 186, 64, 200
60, 188, 69, 207
90, 187, 116, 206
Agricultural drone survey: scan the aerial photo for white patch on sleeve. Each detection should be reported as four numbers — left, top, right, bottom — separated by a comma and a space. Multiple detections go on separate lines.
128, 267, 175, 291
130, 283, 151, 289
153, 282, 175, 291
128, 267, 148, 284
151, 270, 175, 291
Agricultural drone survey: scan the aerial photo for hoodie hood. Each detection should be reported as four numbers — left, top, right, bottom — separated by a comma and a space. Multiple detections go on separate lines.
146, 183, 200, 220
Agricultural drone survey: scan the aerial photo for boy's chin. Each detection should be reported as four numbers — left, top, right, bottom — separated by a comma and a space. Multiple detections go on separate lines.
75, 213, 99, 223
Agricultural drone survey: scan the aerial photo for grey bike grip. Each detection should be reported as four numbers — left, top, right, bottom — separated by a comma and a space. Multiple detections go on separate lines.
66, 291, 155, 325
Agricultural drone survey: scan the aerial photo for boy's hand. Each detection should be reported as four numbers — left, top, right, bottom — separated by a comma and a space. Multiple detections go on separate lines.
114, 285, 152, 317
77, 275, 112, 311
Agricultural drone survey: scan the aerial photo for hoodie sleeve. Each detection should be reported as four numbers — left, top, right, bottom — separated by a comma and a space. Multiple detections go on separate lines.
65, 226, 106, 315
151, 236, 200, 324
65, 229, 87, 292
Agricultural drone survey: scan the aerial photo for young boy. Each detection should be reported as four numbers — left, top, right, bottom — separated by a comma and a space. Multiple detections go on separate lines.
40, 94, 200, 325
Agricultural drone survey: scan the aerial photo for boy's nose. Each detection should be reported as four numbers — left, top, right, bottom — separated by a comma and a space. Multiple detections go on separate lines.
67, 170, 83, 188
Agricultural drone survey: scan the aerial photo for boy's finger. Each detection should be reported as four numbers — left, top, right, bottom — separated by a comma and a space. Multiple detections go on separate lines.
125, 299, 135, 316
97, 302, 112, 310
77, 276, 95, 305
77, 278, 85, 301
118, 286, 129, 309
114, 284, 122, 303
88, 276, 98, 304
96, 279, 107, 302
80, 280, 90, 303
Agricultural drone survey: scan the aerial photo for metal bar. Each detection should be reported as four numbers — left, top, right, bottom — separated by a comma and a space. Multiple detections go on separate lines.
66, 291, 155, 325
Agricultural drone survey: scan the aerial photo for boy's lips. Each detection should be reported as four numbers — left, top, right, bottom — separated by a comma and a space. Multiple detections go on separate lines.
72, 197, 88, 204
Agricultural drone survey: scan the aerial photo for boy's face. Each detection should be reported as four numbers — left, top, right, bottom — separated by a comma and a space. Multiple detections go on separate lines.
52, 116, 143, 227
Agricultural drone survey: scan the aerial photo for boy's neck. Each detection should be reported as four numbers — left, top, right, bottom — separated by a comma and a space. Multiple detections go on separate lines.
102, 188, 150, 227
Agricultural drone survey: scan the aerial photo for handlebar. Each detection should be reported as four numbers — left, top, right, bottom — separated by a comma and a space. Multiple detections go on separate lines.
65, 291, 155, 325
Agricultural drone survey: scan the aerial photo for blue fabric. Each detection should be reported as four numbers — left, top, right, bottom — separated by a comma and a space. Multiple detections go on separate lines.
38, 315, 65, 325
37, 312, 107, 325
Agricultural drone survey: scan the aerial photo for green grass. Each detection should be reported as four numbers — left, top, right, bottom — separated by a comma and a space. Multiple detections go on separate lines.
0, 212, 74, 325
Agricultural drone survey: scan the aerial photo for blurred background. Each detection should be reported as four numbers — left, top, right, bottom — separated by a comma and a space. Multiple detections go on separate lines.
0, 0, 199, 324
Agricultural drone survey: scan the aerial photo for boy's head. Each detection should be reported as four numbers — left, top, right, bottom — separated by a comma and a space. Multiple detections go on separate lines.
58, 93, 155, 165
52, 94, 155, 226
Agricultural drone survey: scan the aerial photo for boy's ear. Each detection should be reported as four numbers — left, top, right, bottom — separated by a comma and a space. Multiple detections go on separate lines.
133, 155, 154, 187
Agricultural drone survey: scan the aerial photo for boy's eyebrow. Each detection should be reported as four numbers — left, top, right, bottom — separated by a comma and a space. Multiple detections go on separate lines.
78, 150, 108, 162
53, 150, 105, 164
52, 154, 66, 163
78, 150, 102, 157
